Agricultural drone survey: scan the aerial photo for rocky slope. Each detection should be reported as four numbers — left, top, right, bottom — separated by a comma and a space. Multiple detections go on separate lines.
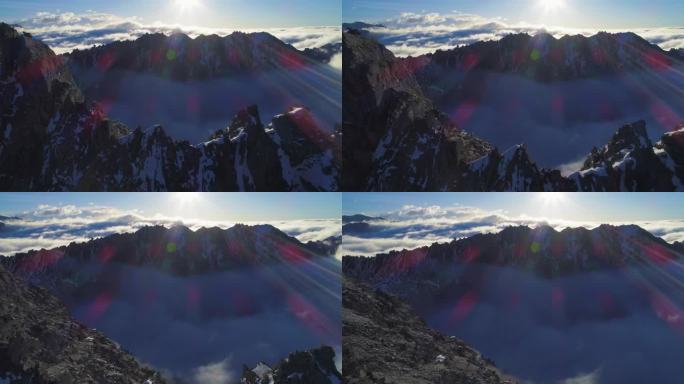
240, 346, 342, 384
1, 224, 339, 296
0, 264, 165, 384
64, 31, 326, 80
0, 23, 339, 191
343, 278, 516, 384
343, 224, 681, 282
342, 30, 684, 191
342, 30, 492, 191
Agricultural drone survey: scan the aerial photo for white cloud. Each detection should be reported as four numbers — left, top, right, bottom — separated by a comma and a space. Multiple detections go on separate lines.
14, 11, 341, 54
0, 204, 340, 256
193, 356, 234, 384
358, 11, 684, 57
342, 204, 684, 256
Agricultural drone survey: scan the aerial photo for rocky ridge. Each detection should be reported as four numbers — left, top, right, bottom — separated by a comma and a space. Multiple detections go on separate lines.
343, 278, 516, 384
240, 346, 342, 384
343, 224, 681, 281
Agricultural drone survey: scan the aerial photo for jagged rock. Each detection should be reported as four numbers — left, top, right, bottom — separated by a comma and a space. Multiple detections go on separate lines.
241, 346, 342, 384
342, 31, 492, 191
0, 264, 165, 383
302, 43, 342, 63
343, 278, 516, 384
0, 23, 339, 191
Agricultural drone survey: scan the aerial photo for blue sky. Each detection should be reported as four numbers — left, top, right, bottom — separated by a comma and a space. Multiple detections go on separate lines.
343, 0, 684, 28
1, 0, 340, 27
0, 192, 341, 221
343, 193, 684, 222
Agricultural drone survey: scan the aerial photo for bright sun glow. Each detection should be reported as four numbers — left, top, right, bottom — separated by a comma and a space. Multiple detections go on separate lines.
538, 192, 567, 206
539, 0, 565, 12
175, 0, 201, 12
171, 192, 202, 207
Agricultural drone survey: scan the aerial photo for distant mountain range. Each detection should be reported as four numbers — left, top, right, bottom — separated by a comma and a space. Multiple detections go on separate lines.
64, 31, 336, 81
1, 223, 340, 291
343, 224, 682, 280
0, 23, 340, 191
343, 278, 516, 384
342, 30, 684, 191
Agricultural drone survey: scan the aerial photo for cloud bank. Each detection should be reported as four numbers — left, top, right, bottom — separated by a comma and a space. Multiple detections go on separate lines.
0, 204, 340, 255
355, 11, 684, 57
341, 204, 684, 256
12, 11, 341, 55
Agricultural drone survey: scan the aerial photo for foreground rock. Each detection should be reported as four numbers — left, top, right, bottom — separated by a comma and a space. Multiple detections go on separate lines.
0, 264, 164, 383
343, 278, 516, 384
240, 346, 342, 384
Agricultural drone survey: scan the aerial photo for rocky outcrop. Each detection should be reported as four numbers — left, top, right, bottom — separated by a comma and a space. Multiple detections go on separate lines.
0, 23, 339, 191
240, 346, 342, 384
302, 43, 342, 64
342, 30, 492, 191
0, 264, 164, 383
343, 278, 516, 384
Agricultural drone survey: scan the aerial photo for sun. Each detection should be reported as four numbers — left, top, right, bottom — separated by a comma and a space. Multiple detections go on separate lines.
538, 192, 567, 206
539, 0, 565, 12
171, 192, 202, 207
175, 0, 201, 12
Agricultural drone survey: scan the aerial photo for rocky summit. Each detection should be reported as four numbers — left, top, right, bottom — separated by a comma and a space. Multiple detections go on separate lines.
241, 346, 342, 384
342, 30, 684, 191
0, 23, 339, 191
0, 264, 165, 384
343, 278, 516, 384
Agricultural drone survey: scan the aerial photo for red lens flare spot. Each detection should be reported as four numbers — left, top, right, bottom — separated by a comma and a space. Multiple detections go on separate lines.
17, 249, 65, 274
97, 245, 116, 263
452, 99, 478, 126
287, 293, 335, 339
552, 287, 565, 308
451, 290, 480, 323
651, 293, 684, 334
97, 52, 116, 71
87, 291, 113, 322
378, 248, 428, 276
279, 243, 308, 264
462, 245, 480, 263
463, 52, 480, 71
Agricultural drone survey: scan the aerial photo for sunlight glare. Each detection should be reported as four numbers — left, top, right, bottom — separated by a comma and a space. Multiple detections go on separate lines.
171, 192, 202, 207
175, 0, 201, 12
539, 0, 565, 12
538, 192, 567, 206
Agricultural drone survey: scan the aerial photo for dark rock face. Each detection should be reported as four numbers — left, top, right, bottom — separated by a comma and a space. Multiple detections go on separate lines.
64, 32, 319, 81
343, 278, 516, 384
342, 31, 684, 191
0, 23, 339, 191
0, 264, 165, 384
302, 43, 342, 63
342, 30, 492, 191
343, 224, 681, 282
240, 346, 342, 384
1, 224, 335, 296
417, 31, 678, 82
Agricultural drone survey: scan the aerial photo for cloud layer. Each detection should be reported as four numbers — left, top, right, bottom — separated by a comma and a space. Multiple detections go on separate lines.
358, 11, 684, 57
341, 204, 684, 257
13, 11, 341, 55
0, 204, 340, 255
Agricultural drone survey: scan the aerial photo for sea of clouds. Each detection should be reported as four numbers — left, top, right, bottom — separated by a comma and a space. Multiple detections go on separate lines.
0, 204, 340, 256
353, 11, 684, 57
341, 204, 684, 257
12, 11, 341, 66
